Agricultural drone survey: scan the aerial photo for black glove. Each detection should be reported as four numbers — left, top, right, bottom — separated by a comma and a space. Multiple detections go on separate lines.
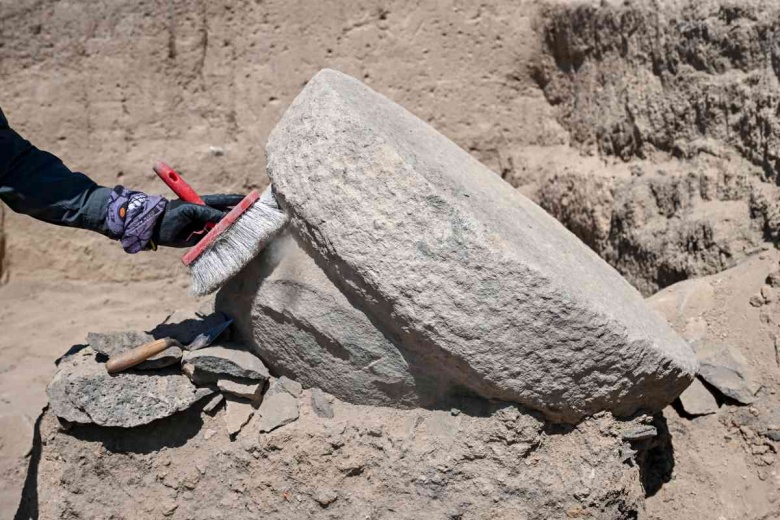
152, 194, 245, 248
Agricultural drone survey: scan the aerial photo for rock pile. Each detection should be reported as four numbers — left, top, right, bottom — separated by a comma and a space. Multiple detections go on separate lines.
219, 69, 697, 423
47, 311, 316, 438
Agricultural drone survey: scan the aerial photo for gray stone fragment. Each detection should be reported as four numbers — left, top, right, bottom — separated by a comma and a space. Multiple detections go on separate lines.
277, 376, 302, 397
258, 379, 300, 432
262, 69, 697, 422
182, 343, 269, 383
696, 343, 760, 405
202, 393, 224, 415
678, 378, 719, 416
223, 396, 254, 436
47, 347, 213, 427
87, 331, 182, 370
217, 379, 263, 401
311, 388, 334, 419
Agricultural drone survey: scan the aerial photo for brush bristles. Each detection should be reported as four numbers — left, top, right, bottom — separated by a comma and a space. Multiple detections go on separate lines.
188, 201, 288, 296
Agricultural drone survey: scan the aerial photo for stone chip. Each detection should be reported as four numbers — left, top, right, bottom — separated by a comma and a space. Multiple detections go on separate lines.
258, 378, 300, 433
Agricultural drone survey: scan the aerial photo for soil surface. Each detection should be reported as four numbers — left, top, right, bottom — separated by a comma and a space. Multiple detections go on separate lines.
0, 279, 203, 519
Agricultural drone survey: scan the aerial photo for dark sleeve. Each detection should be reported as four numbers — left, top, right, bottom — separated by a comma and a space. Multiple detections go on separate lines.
0, 107, 112, 235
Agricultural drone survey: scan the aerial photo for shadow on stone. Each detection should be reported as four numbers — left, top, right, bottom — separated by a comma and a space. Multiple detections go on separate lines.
637, 413, 676, 497
54, 344, 88, 366
65, 400, 205, 455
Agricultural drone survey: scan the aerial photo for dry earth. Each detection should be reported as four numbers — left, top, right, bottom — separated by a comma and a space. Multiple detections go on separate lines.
2, 0, 780, 518
646, 251, 780, 520
0, 279, 204, 518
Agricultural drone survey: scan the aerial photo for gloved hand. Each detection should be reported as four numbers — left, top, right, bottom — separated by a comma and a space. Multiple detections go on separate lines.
152, 194, 245, 248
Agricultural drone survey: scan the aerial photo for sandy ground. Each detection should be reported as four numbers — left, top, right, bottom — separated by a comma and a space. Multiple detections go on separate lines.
0, 275, 206, 519
645, 252, 780, 519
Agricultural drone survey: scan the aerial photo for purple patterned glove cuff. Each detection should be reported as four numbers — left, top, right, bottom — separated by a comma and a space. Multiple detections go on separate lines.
106, 186, 167, 254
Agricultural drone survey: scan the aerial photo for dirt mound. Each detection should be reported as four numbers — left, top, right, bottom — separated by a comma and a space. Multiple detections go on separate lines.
19, 394, 655, 519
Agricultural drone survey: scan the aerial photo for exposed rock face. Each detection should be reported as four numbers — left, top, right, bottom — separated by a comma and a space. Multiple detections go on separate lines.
523, 0, 780, 295
21, 398, 648, 519
46, 347, 213, 428
520, 153, 769, 295
261, 69, 696, 422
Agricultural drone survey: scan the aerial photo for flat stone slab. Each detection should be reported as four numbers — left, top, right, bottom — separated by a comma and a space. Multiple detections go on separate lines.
257, 379, 300, 433
696, 342, 759, 405
47, 347, 213, 427
87, 331, 182, 370
678, 378, 719, 416
182, 343, 270, 383
264, 69, 697, 422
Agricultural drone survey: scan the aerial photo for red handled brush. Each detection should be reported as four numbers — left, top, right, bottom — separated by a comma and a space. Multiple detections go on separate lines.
153, 161, 288, 296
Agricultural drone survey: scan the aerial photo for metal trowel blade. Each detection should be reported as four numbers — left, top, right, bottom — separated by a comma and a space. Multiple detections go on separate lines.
185, 318, 233, 351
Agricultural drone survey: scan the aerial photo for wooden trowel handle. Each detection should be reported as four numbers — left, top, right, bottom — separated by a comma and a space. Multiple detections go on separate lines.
106, 338, 179, 374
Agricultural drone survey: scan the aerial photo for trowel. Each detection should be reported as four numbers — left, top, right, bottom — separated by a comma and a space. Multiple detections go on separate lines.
105, 317, 233, 374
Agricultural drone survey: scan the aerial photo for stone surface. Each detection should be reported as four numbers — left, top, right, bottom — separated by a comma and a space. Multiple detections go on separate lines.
47, 347, 213, 427
263, 69, 697, 422
311, 388, 334, 419
223, 396, 255, 436
257, 379, 300, 433
217, 233, 422, 407
217, 379, 263, 401
621, 424, 657, 442
678, 378, 719, 416
87, 331, 182, 370
182, 343, 270, 383
277, 376, 302, 398
696, 343, 760, 405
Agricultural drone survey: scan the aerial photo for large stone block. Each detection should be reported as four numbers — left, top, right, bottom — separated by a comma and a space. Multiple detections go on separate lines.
257, 69, 697, 422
